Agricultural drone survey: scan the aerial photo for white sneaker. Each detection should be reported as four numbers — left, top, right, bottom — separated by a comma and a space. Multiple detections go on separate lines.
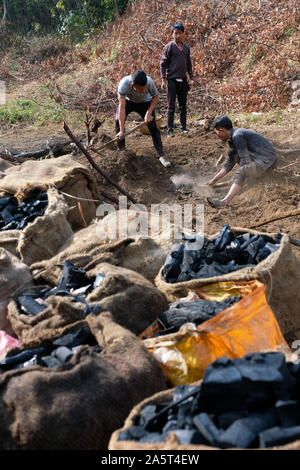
159, 156, 171, 168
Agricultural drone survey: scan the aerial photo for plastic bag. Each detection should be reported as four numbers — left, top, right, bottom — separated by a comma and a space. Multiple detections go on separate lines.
0, 330, 20, 360
143, 283, 289, 386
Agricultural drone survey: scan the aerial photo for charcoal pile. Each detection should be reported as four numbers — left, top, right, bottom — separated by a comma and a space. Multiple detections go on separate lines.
162, 225, 282, 283
117, 352, 300, 449
16, 260, 104, 318
156, 296, 241, 335
0, 327, 100, 372
0, 192, 48, 232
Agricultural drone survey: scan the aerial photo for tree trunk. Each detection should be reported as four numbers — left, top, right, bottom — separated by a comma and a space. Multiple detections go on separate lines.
114, 0, 120, 19
1, 0, 7, 30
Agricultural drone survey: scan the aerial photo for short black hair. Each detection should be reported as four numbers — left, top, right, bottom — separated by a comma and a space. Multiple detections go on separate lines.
212, 115, 233, 130
172, 21, 184, 33
131, 70, 147, 86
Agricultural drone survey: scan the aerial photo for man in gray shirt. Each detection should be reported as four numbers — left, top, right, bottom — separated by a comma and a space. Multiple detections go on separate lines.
207, 115, 277, 208
115, 70, 170, 167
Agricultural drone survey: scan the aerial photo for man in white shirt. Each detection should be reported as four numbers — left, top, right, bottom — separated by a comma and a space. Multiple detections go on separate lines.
115, 70, 171, 167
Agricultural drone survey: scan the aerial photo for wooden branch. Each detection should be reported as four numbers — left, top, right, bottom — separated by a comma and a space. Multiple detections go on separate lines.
95, 121, 146, 153
277, 159, 300, 171
63, 121, 138, 204
249, 207, 300, 229
0, 151, 27, 164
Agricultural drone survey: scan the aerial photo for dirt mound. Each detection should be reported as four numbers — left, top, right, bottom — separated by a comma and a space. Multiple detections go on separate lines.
70, 119, 300, 251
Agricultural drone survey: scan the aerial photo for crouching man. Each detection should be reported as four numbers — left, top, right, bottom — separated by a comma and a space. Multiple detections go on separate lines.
207, 115, 277, 208
115, 70, 171, 168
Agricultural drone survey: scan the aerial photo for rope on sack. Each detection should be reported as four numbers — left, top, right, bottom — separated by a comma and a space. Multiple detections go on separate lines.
57, 190, 101, 203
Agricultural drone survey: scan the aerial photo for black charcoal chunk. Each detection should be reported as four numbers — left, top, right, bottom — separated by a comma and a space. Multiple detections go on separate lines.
51, 346, 73, 363
173, 385, 199, 404
0, 346, 49, 369
17, 293, 47, 316
139, 432, 169, 443
217, 408, 278, 449
162, 243, 184, 283
126, 425, 148, 440
193, 412, 221, 445
214, 225, 234, 251
217, 410, 249, 429
41, 355, 62, 368
13, 354, 43, 370
275, 400, 300, 427
172, 429, 209, 445
158, 297, 241, 331
118, 429, 134, 441
57, 261, 90, 291
259, 425, 300, 448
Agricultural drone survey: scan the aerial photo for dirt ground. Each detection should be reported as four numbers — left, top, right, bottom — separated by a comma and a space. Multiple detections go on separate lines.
1, 111, 299, 260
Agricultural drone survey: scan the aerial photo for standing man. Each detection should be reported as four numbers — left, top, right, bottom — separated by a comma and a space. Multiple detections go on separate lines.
160, 21, 193, 136
207, 115, 277, 208
115, 70, 171, 167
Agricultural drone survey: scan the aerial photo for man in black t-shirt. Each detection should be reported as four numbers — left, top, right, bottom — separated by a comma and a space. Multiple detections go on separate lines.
160, 21, 193, 136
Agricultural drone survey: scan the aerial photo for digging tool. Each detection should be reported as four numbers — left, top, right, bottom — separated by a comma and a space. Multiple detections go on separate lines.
96, 121, 147, 153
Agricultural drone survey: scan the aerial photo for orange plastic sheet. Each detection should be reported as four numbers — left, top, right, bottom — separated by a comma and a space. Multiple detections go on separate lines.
192, 279, 263, 301
143, 283, 289, 386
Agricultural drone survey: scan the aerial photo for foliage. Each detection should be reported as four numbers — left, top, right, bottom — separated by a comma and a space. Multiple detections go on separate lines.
0, 98, 66, 125
0, 0, 130, 40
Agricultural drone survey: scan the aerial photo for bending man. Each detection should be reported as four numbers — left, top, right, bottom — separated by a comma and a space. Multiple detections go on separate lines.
207, 115, 277, 208
115, 70, 171, 167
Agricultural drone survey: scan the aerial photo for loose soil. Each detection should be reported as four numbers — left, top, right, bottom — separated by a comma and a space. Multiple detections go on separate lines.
1, 112, 299, 261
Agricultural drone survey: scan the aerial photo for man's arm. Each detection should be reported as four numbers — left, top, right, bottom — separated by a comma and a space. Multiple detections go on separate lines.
208, 168, 229, 186
116, 97, 126, 139
145, 94, 159, 123
160, 44, 170, 89
187, 46, 193, 80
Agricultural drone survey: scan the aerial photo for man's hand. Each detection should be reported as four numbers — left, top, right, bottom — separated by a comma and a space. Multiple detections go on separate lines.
144, 110, 153, 124
161, 78, 168, 90
116, 131, 125, 141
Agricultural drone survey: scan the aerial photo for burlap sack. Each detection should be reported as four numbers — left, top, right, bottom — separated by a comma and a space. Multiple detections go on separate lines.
0, 312, 168, 450
0, 155, 100, 230
0, 248, 33, 337
8, 261, 168, 348
155, 228, 300, 345
56, 210, 188, 282
0, 187, 73, 265
109, 355, 300, 451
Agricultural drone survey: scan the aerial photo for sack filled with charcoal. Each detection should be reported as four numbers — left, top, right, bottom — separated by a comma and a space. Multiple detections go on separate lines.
0, 155, 100, 230
0, 186, 73, 265
155, 226, 300, 345
109, 351, 300, 451
8, 260, 168, 348
0, 312, 167, 450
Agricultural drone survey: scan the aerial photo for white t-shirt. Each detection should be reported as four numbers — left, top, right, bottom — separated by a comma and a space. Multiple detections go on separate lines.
118, 75, 158, 103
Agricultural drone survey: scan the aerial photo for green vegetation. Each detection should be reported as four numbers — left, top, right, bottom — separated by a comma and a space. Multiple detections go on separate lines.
0, 0, 132, 44
0, 98, 80, 126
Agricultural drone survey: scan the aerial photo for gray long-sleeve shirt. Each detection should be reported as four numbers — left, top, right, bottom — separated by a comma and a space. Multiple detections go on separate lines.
160, 41, 193, 80
223, 128, 277, 172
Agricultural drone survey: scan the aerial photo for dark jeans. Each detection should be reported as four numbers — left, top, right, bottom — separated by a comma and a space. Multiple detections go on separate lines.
167, 78, 190, 131
115, 100, 164, 157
